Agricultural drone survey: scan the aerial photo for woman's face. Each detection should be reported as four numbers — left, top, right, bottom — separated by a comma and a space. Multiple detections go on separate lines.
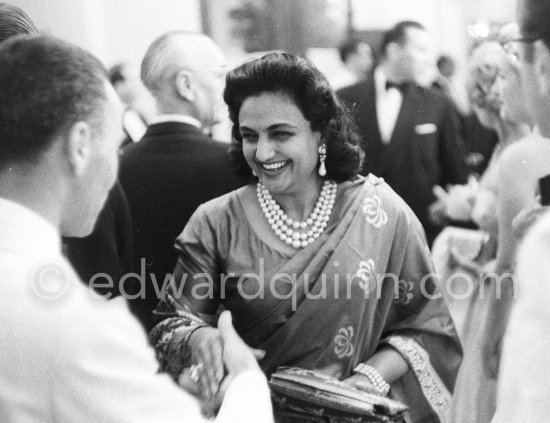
239, 92, 322, 196
499, 60, 531, 124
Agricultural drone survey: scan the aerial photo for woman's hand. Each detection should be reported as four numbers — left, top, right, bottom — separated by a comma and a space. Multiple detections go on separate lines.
472, 188, 498, 234
449, 246, 484, 275
430, 180, 477, 223
187, 326, 225, 400
342, 374, 382, 396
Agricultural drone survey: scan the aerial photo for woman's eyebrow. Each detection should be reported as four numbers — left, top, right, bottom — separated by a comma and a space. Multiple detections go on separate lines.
239, 123, 297, 132
267, 123, 297, 130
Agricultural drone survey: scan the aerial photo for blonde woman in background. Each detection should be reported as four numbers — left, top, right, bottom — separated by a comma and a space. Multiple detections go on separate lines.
429, 39, 531, 423
431, 40, 530, 336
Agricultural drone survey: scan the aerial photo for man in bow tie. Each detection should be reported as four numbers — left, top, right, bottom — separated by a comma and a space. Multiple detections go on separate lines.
338, 21, 468, 244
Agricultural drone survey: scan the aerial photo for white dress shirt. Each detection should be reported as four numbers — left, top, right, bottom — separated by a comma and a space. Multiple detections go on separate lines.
374, 67, 403, 144
0, 197, 273, 423
123, 108, 147, 142
150, 114, 202, 129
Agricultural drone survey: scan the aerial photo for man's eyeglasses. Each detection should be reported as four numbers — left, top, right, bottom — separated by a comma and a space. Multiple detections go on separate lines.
500, 35, 541, 64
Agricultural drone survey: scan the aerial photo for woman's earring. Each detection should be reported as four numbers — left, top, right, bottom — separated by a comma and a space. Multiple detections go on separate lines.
318, 144, 327, 177
252, 169, 258, 177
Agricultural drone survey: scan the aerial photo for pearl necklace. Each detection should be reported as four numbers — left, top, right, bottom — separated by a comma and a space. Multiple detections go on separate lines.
257, 180, 337, 249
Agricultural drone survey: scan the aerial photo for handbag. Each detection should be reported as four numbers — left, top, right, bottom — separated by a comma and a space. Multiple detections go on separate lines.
269, 367, 408, 423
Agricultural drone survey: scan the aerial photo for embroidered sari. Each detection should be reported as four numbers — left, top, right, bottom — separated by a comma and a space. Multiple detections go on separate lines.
151, 176, 462, 423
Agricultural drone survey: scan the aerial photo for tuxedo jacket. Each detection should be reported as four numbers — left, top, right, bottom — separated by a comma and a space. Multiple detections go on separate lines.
119, 121, 245, 330
337, 75, 468, 243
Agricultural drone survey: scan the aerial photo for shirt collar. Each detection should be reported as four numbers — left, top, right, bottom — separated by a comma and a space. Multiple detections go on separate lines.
374, 67, 389, 94
0, 197, 61, 257
150, 114, 202, 129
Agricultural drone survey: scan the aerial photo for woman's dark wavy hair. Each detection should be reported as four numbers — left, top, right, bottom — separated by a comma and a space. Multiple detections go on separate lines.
223, 52, 364, 183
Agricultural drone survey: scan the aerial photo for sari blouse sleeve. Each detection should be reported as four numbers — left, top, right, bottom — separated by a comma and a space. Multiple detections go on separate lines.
150, 204, 224, 380
380, 199, 462, 420
172, 204, 223, 313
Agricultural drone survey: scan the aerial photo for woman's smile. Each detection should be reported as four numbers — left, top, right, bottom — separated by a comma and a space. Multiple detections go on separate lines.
258, 160, 290, 174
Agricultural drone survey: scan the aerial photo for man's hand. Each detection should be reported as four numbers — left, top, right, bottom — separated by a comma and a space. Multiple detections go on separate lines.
197, 311, 265, 416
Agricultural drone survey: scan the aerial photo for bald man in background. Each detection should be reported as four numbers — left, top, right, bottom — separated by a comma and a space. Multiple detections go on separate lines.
120, 32, 244, 331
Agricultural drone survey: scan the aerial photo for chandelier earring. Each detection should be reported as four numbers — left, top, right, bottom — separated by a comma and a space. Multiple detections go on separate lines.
318, 144, 327, 177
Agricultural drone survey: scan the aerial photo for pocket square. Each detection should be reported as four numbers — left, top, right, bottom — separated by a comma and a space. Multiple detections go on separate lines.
415, 123, 437, 135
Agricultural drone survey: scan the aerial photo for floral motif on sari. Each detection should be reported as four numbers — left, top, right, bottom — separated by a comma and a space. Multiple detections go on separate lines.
385, 335, 452, 423
149, 294, 209, 381
333, 326, 355, 358
362, 195, 388, 228
395, 279, 414, 305
356, 259, 376, 293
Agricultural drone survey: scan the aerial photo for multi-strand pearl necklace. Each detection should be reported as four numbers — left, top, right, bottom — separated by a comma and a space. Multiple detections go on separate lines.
257, 180, 337, 249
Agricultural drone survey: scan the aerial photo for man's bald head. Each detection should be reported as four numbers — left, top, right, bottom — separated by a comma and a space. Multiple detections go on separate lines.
140, 31, 227, 127
141, 31, 225, 95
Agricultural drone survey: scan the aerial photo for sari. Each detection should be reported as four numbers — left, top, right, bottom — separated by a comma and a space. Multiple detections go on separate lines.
151, 175, 462, 423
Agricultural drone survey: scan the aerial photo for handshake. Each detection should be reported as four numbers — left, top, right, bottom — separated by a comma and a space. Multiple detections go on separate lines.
178, 311, 266, 416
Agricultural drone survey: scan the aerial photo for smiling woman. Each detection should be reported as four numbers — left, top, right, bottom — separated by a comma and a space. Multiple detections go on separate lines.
150, 52, 462, 422
240, 92, 323, 198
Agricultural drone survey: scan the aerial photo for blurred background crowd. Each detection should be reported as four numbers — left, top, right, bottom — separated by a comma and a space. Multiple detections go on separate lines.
8, 0, 513, 143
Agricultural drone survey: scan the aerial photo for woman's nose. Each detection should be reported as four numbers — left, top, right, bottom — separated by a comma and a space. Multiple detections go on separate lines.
255, 135, 276, 162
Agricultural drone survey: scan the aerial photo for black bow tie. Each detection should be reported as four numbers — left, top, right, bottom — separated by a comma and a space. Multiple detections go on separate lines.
385, 80, 406, 91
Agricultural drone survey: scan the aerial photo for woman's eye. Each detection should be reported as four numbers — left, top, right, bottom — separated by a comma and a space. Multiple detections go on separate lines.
272, 131, 292, 140
241, 133, 258, 142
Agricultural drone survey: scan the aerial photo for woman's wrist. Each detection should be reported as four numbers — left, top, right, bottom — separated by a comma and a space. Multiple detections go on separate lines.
164, 322, 210, 380
353, 363, 390, 396
365, 344, 409, 383
183, 322, 211, 346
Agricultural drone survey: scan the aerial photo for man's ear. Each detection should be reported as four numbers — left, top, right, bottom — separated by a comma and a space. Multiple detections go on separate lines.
535, 42, 550, 97
175, 70, 195, 102
66, 121, 93, 176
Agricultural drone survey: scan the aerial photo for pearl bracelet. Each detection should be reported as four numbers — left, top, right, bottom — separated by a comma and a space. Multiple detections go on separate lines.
353, 363, 390, 396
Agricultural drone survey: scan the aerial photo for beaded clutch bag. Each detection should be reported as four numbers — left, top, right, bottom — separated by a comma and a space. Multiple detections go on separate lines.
269, 367, 407, 423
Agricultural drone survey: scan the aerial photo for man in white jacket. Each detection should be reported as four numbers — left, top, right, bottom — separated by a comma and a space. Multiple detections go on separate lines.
0, 34, 273, 423
493, 0, 550, 421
